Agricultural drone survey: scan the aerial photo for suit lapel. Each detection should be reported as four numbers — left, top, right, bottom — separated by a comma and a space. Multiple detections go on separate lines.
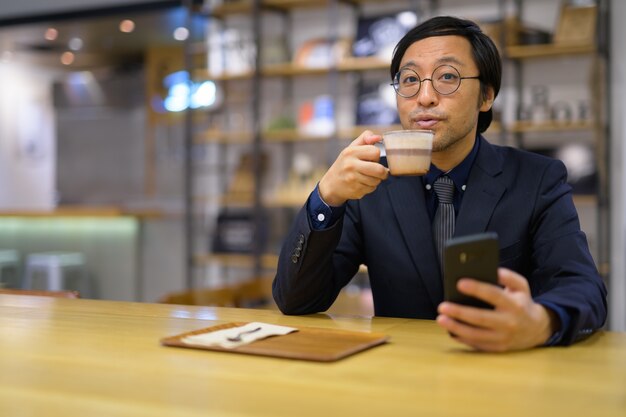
386, 176, 442, 310
456, 137, 507, 235
382, 137, 506, 309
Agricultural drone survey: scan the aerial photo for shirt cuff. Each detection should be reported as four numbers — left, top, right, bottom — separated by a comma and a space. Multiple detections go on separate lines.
539, 301, 571, 346
307, 184, 346, 230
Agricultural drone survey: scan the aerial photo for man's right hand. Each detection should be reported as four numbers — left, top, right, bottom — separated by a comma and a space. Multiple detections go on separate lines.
318, 130, 389, 206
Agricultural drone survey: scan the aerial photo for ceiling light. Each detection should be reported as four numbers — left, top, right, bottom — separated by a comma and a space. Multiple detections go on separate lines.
119, 19, 135, 33
68, 37, 83, 51
173, 27, 189, 41
61, 52, 75, 65
45, 28, 58, 41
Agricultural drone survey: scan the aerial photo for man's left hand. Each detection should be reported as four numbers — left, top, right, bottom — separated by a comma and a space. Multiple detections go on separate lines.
436, 267, 559, 352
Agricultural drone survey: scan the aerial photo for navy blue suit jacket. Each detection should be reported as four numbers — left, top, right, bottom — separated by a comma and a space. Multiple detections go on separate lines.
273, 136, 607, 345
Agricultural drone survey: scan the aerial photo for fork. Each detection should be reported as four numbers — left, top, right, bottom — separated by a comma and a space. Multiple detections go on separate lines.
226, 326, 262, 342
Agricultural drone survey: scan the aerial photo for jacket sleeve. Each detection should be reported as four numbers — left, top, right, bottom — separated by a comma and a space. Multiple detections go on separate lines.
529, 159, 607, 345
272, 200, 362, 315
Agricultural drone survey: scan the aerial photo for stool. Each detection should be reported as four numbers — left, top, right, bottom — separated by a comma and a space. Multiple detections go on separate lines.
0, 250, 20, 289
23, 252, 89, 297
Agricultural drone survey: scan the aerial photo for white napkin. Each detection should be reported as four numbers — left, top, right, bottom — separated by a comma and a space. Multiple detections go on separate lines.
182, 322, 298, 349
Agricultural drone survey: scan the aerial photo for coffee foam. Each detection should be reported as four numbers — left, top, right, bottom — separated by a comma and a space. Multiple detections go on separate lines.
383, 133, 432, 150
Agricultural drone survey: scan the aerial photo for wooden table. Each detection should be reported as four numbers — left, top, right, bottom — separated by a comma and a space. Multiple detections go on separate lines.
1, 295, 625, 417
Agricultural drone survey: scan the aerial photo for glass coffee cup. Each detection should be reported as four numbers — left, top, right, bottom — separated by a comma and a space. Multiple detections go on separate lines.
382, 129, 434, 176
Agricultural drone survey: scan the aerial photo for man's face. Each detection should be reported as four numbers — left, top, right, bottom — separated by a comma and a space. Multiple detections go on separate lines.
395, 35, 494, 153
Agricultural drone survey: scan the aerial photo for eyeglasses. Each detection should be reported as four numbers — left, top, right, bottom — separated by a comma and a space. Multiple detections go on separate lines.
391, 65, 481, 98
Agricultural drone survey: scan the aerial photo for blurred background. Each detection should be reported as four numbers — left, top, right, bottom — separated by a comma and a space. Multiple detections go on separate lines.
0, 0, 623, 331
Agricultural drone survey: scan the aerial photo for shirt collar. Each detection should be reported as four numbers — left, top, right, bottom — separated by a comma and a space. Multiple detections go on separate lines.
424, 134, 481, 193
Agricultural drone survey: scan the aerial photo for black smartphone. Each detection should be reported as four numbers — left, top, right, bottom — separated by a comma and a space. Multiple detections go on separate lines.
443, 232, 499, 309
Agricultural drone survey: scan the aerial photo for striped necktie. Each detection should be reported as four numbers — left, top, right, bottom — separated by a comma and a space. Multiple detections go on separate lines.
432, 175, 455, 265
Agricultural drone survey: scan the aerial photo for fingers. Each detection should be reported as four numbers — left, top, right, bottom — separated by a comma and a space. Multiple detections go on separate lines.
436, 314, 507, 351
497, 267, 530, 293
318, 131, 389, 205
350, 130, 382, 147
438, 301, 509, 332
437, 268, 550, 352
454, 278, 505, 308
453, 268, 531, 310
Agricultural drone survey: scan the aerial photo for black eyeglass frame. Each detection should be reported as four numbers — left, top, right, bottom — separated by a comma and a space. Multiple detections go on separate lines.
390, 64, 481, 98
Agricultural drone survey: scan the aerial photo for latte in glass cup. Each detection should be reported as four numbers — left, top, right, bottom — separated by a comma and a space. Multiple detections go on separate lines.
382, 129, 434, 176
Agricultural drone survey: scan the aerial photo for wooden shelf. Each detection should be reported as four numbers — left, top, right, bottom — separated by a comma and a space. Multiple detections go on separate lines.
196, 124, 404, 144
207, 0, 383, 18
205, 0, 253, 18
337, 56, 389, 72
506, 43, 596, 59
509, 120, 595, 133
0, 206, 164, 219
573, 194, 598, 206
265, 193, 309, 208
262, 63, 331, 78
263, 129, 333, 142
485, 121, 502, 135
219, 195, 255, 207
195, 253, 279, 269
198, 130, 253, 144
195, 56, 389, 81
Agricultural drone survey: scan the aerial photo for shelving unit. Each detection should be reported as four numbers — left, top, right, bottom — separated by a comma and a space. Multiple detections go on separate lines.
184, 0, 431, 288
183, 0, 609, 292
500, 0, 609, 275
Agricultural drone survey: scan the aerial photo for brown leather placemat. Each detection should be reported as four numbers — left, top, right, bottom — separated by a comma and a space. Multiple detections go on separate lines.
161, 322, 389, 362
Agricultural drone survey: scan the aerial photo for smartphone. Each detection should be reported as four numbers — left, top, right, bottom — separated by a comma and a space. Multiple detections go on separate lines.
443, 232, 499, 309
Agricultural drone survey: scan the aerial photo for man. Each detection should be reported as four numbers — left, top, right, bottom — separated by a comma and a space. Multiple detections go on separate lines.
272, 16, 607, 352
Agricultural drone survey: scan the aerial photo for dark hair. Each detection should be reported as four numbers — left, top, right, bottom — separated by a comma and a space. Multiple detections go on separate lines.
390, 16, 501, 133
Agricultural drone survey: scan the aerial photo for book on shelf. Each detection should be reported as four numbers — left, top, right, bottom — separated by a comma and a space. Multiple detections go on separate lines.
293, 38, 351, 68
355, 80, 399, 126
352, 11, 417, 62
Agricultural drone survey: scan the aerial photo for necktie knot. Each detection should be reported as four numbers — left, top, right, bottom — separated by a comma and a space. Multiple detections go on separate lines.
433, 176, 454, 204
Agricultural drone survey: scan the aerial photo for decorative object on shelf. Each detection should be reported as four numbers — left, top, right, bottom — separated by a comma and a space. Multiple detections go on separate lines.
223, 152, 269, 205
266, 114, 296, 132
262, 36, 289, 67
529, 85, 550, 124
212, 209, 268, 253
207, 27, 256, 76
550, 101, 574, 123
483, 15, 553, 47
267, 150, 324, 207
352, 11, 417, 62
356, 80, 399, 126
293, 38, 351, 68
532, 143, 597, 194
297, 95, 335, 137
518, 26, 552, 45
553, 3, 597, 45
270, 166, 328, 207
293, 153, 314, 181
478, 17, 521, 51
578, 100, 592, 122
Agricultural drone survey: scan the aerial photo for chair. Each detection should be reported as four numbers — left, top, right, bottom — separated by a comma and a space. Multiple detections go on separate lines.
22, 252, 89, 296
159, 286, 238, 307
0, 288, 80, 298
0, 250, 20, 289
234, 276, 274, 308
158, 276, 275, 309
